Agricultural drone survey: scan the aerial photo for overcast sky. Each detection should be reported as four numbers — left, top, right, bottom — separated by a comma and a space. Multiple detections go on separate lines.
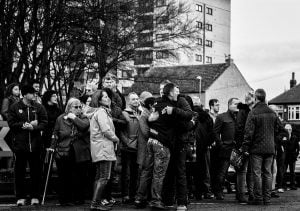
231, 0, 300, 100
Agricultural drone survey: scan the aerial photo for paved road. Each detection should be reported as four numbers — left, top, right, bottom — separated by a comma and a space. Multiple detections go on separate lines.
1, 189, 300, 211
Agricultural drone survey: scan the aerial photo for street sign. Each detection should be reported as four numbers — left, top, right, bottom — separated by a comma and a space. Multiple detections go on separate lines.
0, 121, 12, 157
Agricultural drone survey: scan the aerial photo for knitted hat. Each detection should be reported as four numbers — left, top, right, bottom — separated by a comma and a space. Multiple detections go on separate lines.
139, 91, 153, 104
21, 85, 35, 96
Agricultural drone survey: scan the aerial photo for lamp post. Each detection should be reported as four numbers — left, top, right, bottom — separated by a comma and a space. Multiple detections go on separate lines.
196, 76, 202, 101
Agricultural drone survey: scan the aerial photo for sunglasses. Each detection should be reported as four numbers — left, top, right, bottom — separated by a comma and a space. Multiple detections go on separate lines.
72, 106, 82, 109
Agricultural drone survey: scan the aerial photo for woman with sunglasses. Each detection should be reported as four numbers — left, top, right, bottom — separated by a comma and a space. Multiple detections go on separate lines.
88, 90, 119, 211
51, 98, 90, 205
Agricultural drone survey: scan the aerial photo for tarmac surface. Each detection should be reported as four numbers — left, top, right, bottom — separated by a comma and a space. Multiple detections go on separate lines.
1, 189, 300, 211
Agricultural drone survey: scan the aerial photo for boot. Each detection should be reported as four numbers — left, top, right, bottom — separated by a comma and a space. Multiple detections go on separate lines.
238, 193, 248, 204
90, 179, 111, 211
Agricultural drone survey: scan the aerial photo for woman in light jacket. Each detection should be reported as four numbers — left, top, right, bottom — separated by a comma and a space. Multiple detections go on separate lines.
89, 90, 119, 211
51, 98, 90, 205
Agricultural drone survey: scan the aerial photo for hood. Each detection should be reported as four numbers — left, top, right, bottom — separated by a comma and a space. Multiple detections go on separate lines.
83, 106, 99, 119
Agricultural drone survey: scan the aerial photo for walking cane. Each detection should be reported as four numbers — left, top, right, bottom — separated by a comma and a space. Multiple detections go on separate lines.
42, 149, 54, 205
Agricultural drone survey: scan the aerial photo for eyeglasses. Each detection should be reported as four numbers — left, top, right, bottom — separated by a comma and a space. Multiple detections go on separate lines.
72, 106, 82, 109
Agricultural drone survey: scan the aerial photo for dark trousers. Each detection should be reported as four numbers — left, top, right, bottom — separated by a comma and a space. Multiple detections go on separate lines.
215, 158, 231, 194
284, 156, 296, 186
251, 154, 273, 202
276, 150, 286, 189
136, 139, 170, 202
195, 148, 211, 195
14, 151, 41, 199
162, 145, 187, 206
56, 157, 89, 203
236, 158, 249, 194
121, 151, 138, 199
210, 146, 219, 193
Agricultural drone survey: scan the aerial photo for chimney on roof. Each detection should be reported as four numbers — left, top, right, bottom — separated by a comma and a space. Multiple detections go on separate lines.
290, 72, 297, 89
225, 54, 233, 65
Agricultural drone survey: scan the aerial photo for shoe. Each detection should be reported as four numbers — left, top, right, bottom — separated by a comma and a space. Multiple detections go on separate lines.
90, 179, 111, 211
134, 199, 146, 208
177, 205, 187, 211
237, 193, 248, 204
271, 191, 280, 198
31, 198, 39, 205
277, 188, 284, 193
291, 186, 298, 190
195, 193, 203, 200
215, 193, 224, 200
204, 192, 214, 199
149, 200, 165, 209
122, 196, 134, 204
248, 194, 254, 201
248, 200, 263, 205
17, 199, 26, 206
263, 201, 271, 205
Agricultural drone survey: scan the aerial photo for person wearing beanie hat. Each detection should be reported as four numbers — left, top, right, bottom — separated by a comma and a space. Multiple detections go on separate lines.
21, 85, 35, 96
7, 84, 48, 206
139, 91, 153, 105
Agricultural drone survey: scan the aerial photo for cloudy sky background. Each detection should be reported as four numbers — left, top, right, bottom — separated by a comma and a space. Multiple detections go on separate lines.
231, 0, 300, 100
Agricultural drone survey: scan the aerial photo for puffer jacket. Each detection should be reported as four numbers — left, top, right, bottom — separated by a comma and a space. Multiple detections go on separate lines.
242, 102, 287, 155
90, 106, 119, 162
52, 113, 90, 163
7, 99, 48, 152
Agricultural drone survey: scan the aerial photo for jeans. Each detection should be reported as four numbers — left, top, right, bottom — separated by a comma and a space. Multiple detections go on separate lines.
162, 144, 187, 206
136, 138, 170, 202
251, 154, 273, 202
210, 146, 219, 193
247, 157, 254, 195
215, 158, 231, 194
121, 151, 138, 199
276, 150, 286, 189
14, 152, 41, 199
271, 158, 277, 190
236, 158, 249, 194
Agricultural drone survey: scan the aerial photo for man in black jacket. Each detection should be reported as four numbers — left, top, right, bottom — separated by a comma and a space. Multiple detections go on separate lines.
162, 93, 194, 210
242, 89, 287, 205
7, 85, 48, 206
214, 97, 239, 200
135, 83, 191, 209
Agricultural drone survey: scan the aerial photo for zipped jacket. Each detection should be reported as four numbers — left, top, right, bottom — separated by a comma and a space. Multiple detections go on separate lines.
7, 99, 48, 152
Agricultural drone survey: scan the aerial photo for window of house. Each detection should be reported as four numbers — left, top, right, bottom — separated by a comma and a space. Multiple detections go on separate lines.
156, 33, 169, 41
197, 38, 202, 45
288, 105, 300, 120
156, 16, 169, 24
196, 21, 202, 29
205, 40, 212, 47
206, 56, 212, 63
195, 54, 202, 62
206, 7, 213, 15
206, 24, 212, 31
196, 4, 202, 12
156, 0, 167, 7
156, 50, 169, 59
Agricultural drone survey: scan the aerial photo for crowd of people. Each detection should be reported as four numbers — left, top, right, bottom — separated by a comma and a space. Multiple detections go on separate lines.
0, 74, 299, 211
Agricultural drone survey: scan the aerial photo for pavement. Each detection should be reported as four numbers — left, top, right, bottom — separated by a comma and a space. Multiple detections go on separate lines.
1, 189, 300, 211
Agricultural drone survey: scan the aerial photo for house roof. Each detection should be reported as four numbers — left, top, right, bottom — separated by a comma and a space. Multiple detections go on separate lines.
269, 84, 300, 104
124, 63, 229, 95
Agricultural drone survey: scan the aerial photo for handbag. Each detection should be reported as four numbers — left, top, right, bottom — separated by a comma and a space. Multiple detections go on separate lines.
55, 124, 77, 159
230, 148, 244, 169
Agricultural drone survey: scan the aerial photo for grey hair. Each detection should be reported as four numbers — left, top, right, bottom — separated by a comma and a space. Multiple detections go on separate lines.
65, 97, 81, 113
